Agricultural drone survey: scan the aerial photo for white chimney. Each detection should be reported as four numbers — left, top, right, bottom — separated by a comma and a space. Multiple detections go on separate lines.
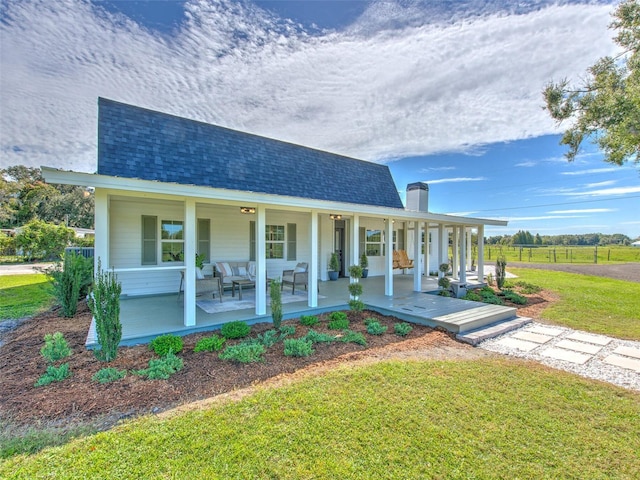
406, 182, 429, 212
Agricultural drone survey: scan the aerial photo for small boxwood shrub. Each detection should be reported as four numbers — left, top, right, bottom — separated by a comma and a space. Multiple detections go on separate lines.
463, 291, 483, 302
149, 334, 183, 356
366, 321, 387, 335
338, 330, 367, 346
34, 363, 71, 387
299, 315, 319, 327
279, 325, 296, 337
283, 338, 314, 357
348, 300, 365, 312
194, 335, 226, 353
221, 321, 251, 339
513, 281, 542, 294
364, 317, 377, 326
328, 311, 349, 330
92, 367, 126, 384
303, 329, 336, 344
394, 322, 413, 337
40, 332, 71, 363
134, 352, 183, 380
219, 343, 265, 363
504, 291, 527, 305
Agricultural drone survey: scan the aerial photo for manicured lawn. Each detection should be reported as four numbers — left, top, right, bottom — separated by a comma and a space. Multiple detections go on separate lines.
0, 274, 54, 320
2, 359, 638, 479
483, 245, 640, 264
509, 268, 640, 340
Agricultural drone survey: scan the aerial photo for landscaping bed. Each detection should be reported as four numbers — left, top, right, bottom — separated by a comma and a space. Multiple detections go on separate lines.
0, 303, 489, 429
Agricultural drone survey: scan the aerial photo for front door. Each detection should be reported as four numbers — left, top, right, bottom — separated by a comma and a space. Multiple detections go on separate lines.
334, 220, 345, 277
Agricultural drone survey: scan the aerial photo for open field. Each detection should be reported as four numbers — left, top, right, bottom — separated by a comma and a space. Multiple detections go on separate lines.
483, 245, 640, 264
508, 268, 640, 340
2, 359, 638, 479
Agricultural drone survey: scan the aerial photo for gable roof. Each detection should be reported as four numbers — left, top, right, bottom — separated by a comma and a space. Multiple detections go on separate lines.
97, 98, 404, 209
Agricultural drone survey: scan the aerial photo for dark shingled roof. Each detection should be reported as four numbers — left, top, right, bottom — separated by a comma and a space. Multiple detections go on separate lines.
97, 98, 404, 209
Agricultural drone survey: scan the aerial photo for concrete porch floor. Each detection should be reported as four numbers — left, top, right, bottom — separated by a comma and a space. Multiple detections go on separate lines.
87, 272, 516, 347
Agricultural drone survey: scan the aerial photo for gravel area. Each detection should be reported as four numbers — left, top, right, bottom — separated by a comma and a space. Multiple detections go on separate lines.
478, 321, 640, 392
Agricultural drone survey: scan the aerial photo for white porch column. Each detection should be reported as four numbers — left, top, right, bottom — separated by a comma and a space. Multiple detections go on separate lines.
255, 205, 267, 315
423, 226, 430, 279
452, 227, 459, 280
384, 218, 393, 296
460, 226, 467, 283
466, 229, 472, 271
478, 225, 485, 283
309, 210, 318, 307
438, 224, 446, 279
94, 188, 109, 269
351, 214, 360, 267
184, 198, 196, 327
413, 221, 422, 292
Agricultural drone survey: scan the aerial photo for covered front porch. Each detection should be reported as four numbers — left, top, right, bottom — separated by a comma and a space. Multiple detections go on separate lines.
86, 272, 516, 347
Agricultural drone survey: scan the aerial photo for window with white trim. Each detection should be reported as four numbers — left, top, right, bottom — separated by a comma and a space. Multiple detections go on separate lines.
365, 229, 382, 256
161, 220, 184, 262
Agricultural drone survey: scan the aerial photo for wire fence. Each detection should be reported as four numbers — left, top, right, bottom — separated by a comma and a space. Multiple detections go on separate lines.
483, 245, 640, 264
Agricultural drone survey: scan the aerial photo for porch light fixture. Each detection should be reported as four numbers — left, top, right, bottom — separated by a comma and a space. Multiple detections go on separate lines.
240, 207, 256, 214
329, 214, 342, 220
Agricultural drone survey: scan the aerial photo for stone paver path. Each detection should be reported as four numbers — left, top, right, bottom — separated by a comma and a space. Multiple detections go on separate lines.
478, 321, 640, 391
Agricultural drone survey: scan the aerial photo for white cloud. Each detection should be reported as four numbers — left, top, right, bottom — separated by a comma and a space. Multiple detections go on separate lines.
562, 186, 640, 197
547, 208, 616, 214
0, 0, 617, 172
500, 215, 585, 222
560, 167, 620, 175
583, 180, 616, 188
423, 176, 487, 185
515, 161, 537, 167
420, 166, 456, 172
443, 211, 478, 217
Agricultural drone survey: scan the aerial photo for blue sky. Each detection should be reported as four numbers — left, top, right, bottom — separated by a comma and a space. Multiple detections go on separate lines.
0, 0, 638, 238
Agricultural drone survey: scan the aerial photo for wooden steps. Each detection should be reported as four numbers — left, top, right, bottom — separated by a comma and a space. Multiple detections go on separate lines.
432, 304, 518, 333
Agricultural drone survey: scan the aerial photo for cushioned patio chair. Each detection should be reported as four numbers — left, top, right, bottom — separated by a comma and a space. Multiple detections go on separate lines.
177, 270, 222, 302
281, 262, 309, 294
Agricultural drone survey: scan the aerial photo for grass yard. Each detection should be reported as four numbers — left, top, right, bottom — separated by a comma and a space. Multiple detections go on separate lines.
483, 245, 640, 264
0, 274, 54, 320
2, 359, 638, 479
509, 268, 640, 340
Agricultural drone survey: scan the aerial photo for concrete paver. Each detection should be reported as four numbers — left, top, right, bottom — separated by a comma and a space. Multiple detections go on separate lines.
496, 337, 539, 352
526, 325, 564, 336
512, 331, 553, 344
566, 332, 612, 346
603, 354, 640, 373
555, 339, 602, 355
613, 346, 640, 360
539, 347, 592, 365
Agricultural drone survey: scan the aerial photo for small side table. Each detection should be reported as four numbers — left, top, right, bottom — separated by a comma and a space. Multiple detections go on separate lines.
231, 279, 256, 300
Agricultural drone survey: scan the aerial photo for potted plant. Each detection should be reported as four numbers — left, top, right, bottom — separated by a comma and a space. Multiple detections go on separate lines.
360, 252, 369, 278
328, 252, 340, 281
195, 253, 206, 279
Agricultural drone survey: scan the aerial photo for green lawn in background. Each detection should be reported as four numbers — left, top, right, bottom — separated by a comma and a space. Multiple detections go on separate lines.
0, 274, 54, 320
509, 268, 640, 340
2, 359, 638, 479
483, 245, 640, 264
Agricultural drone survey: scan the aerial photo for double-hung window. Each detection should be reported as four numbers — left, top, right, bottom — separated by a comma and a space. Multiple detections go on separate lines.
161, 220, 184, 262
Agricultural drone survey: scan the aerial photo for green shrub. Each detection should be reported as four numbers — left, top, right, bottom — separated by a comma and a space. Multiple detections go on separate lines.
88, 261, 122, 362
299, 315, 319, 327
134, 352, 184, 380
364, 317, 377, 325
463, 291, 483, 302
221, 321, 251, 339
149, 334, 183, 356
15, 219, 75, 262
348, 282, 363, 298
348, 300, 365, 312
303, 329, 336, 344
279, 325, 296, 337
394, 323, 413, 337
338, 330, 367, 346
438, 276, 451, 290
283, 338, 314, 357
438, 290, 451, 297
219, 343, 265, 363
34, 363, 71, 387
504, 291, 527, 305
92, 367, 126, 384
328, 311, 349, 329
270, 279, 283, 329
194, 335, 226, 353
495, 256, 507, 289
366, 321, 387, 335
513, 281, 542, 294
482, 295, 505, 306
47, 252, 93, 318
40, 332, 71, 363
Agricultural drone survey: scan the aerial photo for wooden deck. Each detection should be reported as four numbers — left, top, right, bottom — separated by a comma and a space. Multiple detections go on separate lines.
86, 273, 518, 347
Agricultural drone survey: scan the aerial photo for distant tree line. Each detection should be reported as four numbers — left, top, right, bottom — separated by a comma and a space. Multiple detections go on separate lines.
1, 165, 94, 229
486, 230, 633, 246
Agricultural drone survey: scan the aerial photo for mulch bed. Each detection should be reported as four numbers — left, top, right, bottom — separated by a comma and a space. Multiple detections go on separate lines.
0, 290, 549, 429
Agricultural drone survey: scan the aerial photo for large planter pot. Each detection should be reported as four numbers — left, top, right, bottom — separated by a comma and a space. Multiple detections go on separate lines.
361, 268, 368, 278
328, 271, 339, 281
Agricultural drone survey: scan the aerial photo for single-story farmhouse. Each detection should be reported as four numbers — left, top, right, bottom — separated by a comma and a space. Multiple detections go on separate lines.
43, 98, 510, 345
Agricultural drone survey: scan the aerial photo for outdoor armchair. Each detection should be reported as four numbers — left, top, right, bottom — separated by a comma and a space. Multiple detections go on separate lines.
281, 262, 309, 294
